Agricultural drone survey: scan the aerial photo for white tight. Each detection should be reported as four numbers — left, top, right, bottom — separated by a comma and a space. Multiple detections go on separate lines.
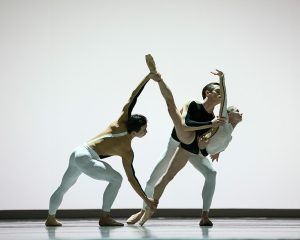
144, 137, 216, 211
48, 144, 123, 215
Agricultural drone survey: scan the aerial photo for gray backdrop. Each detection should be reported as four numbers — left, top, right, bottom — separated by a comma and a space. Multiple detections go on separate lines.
0, 0, 299, 210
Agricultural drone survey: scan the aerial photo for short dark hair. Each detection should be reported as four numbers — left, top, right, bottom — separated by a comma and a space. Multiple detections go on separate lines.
201, 82, 220, 99
126, 114, 147, 133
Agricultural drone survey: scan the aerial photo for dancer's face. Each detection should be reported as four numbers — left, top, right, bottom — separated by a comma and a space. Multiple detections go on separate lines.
135, 124, 148, 138
228, 108, 243, 123
207, 85, 221, 104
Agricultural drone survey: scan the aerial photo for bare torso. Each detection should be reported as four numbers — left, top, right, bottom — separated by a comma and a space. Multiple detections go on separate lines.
87, 121, 132, 158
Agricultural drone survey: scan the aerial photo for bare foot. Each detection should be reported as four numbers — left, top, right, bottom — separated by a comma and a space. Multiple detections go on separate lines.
138, 207, 155, 226
99, 212, 124, 227
45, 215, 62, 227
126, 210, 145, 224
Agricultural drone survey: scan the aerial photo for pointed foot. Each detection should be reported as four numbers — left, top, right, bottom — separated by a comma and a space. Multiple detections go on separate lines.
127, 210, 144, 224
138, 208, 155, 226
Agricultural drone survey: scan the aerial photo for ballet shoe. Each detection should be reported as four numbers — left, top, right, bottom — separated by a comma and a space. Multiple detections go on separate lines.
99, 213, 124, 227
45, 215, 62, 227
126, 210, 144, 224
199, 217, 213, 227
138, 207, 155, 226
145, 54, 157, 73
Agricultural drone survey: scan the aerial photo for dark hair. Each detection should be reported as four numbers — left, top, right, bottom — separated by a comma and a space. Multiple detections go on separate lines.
126, 114, 147, 133
201, 82, 220, 99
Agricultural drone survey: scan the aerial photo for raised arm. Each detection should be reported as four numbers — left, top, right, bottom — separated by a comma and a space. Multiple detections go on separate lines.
117, 74, 151, 124
122, 152, 157, 209
200, 69, 226, 142
211, 69, 227, 118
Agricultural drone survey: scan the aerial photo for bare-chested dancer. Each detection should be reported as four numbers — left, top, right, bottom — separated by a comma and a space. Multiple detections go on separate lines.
45, 70, 161, 227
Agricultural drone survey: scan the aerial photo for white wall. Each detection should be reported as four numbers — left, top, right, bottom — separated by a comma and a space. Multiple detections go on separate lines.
0, 0, 299, 210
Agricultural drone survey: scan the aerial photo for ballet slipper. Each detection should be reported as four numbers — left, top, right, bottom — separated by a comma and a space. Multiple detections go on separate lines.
199, 215, 213, 226
126, 210, 144, 224
99, 212, 124, 227
45, 215, 62, 227
138, 207, 155, 226
145, 54, 158, 74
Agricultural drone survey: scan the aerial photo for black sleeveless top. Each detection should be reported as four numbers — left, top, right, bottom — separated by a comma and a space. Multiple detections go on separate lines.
171, 101, 214, 154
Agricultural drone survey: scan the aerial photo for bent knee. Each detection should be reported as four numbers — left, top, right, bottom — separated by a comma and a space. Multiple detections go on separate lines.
111, 172, 123, 184
207, 169, 217, 179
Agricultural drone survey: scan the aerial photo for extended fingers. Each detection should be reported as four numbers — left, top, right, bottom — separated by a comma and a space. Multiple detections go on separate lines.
211, 69, 224, 76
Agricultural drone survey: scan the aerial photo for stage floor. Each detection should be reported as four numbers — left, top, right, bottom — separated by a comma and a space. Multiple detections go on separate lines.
1, 218, 300, 240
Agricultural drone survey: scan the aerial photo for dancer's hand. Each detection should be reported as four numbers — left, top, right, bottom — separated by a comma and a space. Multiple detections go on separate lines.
149, 72, 163, 82
211, 116, 226, 127
210, 69, 224, 78
146, 198, 158, 210
197, 136, 210, 150
210, 152, 220, 162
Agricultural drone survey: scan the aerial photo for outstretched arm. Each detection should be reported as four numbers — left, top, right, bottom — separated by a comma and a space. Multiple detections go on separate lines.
211, 69, 227, 118
198, 69, 227, 144
122, 152, 157, 209
117, 74, 151, 124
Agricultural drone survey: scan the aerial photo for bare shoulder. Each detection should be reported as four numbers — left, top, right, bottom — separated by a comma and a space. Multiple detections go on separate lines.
109, 119, 127, 133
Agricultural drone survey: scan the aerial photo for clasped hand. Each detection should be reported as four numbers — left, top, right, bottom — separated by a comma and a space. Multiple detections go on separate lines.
147, 197, 159, 210
149, 72, 162, 82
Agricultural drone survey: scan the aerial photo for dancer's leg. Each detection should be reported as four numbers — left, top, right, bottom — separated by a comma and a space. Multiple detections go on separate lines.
74, 146, 123, 226
139, 147, 191, 225
157, 81, 195, 145
189, 155, 217, 226
144, 138, 179, 207
146, 54, 194, 144
153, 147, 190, 200
127, 137, 179, 224
46, 152, 82, 226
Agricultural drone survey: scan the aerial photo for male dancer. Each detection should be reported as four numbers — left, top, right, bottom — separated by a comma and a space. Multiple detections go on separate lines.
128, 57, 242, 226
45, 71, 160, 227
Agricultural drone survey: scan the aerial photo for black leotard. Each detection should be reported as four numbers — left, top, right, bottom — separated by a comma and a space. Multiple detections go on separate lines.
171, 101, 214, 154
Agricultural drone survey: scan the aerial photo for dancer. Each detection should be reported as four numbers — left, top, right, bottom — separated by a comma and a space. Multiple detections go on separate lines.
45, 71, 160, 227
144, 54, 226, 145
127, 56, 242, 226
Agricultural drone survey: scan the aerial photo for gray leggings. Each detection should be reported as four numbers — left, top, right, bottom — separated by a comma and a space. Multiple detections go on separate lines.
144, 137, 216, 211
48, 144, 123, 215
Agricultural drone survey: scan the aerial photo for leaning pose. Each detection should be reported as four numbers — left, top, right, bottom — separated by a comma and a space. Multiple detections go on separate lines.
45, 70, 159, 227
